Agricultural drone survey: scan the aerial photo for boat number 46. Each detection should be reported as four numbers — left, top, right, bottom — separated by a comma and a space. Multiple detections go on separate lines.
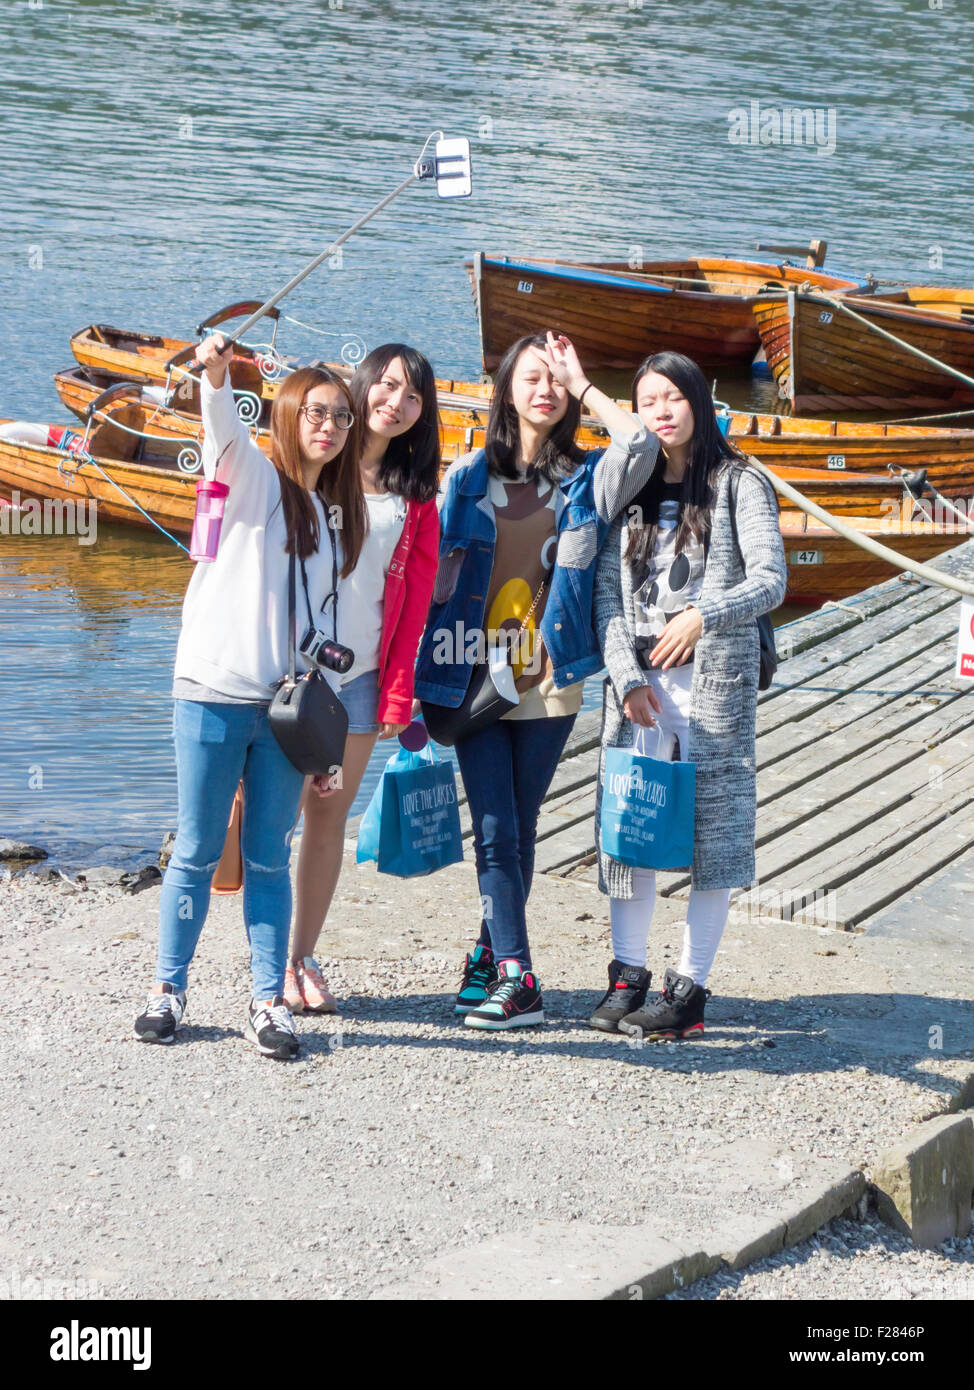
790, 550, 824, 565
827, 455, 846, 469
517, 281, 533, 294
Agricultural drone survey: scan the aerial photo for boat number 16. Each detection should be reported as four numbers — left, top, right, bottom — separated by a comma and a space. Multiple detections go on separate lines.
517, 280, 533, 294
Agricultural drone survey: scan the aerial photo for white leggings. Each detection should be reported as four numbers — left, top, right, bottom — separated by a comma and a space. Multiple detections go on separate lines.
609, 665, 730, 986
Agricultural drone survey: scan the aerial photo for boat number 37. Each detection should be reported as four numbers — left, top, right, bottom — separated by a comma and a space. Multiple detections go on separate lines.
517, 280, 533, 294
790, 550, 824, 565
818, 310, 833, 323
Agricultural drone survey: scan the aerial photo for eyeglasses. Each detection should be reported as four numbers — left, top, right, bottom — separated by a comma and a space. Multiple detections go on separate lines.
300, 404, 354, 430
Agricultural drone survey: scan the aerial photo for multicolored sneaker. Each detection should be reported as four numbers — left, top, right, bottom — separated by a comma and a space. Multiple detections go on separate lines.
454, 944, 498, 1015
464, 959, 544, 1030
134, 983, 186, 1044
618, 967, 710, 1041
589, 960, 651, 1033
245, 996, 300, 1060
295, 956, 337, 1015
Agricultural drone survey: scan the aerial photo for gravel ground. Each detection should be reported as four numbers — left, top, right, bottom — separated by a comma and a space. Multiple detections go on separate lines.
668, 1213, 974, 1301
1, 847, 971, 1300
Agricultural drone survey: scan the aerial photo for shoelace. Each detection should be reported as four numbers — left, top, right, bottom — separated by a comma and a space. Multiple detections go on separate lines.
487, 976, 524, 1007
461, 956, 493, 989
302, 960, 329, 991
253, 1003, 296, 1036
145, 992, 178, 1017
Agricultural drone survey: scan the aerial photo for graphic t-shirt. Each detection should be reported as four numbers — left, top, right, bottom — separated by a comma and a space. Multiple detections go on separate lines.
632, 481, 706, 667
482, 471, 583, 720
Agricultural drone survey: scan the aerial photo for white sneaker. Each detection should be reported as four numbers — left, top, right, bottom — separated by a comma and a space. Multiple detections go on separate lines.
134, 983, 186, 1044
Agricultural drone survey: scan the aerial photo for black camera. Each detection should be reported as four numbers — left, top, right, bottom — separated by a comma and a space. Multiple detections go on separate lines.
299, 624, 355, 675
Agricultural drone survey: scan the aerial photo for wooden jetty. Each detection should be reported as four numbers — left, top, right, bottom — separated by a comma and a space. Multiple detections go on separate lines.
428, 539, 974, 931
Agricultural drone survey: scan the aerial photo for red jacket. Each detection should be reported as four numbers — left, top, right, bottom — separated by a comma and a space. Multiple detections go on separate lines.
376, 497, 440, 726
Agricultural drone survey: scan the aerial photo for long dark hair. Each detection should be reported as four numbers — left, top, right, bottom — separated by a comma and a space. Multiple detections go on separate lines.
484, 333, 586, 482
624, 351, 746, 572
350, 344, 440, 503
269, 366, 366, 575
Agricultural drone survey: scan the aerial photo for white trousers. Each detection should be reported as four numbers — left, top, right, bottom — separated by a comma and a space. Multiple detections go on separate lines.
608, 664, 730, 986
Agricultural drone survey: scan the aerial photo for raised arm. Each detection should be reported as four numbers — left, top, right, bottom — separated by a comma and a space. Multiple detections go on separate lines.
196, 334, 264, 485
538, 331, 659, 524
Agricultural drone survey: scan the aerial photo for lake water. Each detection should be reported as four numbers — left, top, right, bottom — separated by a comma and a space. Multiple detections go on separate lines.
2, 0, 973, 868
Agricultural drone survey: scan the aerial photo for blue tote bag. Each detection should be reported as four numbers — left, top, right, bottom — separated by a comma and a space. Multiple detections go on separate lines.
599, 737, 696, 871
356, 744, 463, 878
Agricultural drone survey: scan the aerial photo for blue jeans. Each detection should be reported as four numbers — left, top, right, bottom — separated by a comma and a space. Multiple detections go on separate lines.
157, 700, 306, 998
454, 714, 576, 969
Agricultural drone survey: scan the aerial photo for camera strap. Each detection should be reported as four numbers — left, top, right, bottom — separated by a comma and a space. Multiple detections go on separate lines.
297, 515, 340, 639
287, 515, 340, 686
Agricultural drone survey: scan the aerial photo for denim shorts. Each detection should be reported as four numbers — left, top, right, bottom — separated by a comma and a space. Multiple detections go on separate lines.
338, 667, 380, 734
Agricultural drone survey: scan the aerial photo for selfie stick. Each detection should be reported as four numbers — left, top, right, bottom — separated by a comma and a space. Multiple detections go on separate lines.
194, 131, 472, 362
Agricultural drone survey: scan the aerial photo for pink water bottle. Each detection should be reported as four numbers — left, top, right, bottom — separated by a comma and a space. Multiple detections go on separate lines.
189, 480, 229, 562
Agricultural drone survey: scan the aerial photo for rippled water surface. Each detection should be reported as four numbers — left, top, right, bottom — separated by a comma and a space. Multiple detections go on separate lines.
2, 0, 972, 866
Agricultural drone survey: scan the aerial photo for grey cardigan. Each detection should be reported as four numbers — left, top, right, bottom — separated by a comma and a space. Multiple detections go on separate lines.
594, 461, 787, 894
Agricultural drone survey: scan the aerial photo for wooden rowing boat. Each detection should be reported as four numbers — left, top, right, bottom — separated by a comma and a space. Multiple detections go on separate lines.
466, 252, 870, 371
3, 412, 964, 602
57, 366, 974, 509
778, 510, 965, 603
752, 286, 974, 412
0, 418, 197, 537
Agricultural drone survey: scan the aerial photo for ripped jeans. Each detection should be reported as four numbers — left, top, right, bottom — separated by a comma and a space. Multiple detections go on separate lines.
156, 699, 306, 998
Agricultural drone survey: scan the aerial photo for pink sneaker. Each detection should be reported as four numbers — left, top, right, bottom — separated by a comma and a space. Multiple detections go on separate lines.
297, 956, 338, 1015
284, 964, 305, 1015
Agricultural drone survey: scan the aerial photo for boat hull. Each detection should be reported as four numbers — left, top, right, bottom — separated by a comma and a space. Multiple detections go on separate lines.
0, 431, 195, 536
753, 290, 974, 412
469, 254, 867, 371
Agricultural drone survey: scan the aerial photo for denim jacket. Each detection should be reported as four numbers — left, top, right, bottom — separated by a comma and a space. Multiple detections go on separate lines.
414, 425, 659, 706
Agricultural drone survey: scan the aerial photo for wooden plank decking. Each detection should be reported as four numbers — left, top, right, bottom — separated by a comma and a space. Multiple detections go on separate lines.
447, 538, 974, 931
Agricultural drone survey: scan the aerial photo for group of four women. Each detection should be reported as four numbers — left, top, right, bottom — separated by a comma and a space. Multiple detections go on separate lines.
134, 324, 786, 1059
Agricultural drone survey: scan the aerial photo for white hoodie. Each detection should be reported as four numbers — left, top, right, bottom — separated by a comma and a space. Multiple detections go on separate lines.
172, 376, 341, 700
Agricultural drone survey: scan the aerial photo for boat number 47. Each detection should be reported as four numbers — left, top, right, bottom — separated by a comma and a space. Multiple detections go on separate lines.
790, 550, 824, 565
517, 281, 533, 294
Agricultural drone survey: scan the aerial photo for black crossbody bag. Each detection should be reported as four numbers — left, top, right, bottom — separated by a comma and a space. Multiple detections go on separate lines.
268, 525, 349, 775
421, 575, 549, 748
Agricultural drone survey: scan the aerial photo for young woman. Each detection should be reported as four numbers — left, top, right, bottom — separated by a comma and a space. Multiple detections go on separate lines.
589, 351, 786, 1040
414, 330, 658, 1030
286, 344, 440, 1013
134, 335, 364, 1060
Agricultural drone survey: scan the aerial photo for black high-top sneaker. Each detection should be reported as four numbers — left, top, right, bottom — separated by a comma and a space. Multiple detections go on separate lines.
618, 967, 710, 1041
589, 960, 651, 1033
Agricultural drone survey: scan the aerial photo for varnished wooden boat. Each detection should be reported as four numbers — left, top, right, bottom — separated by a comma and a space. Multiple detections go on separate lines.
753, 286, 974, 412
0, 417, 197, 537
57, 366, 974, 507
778, 510, 964, 603
6, 409, 962, 603
466, 252, 870, 371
